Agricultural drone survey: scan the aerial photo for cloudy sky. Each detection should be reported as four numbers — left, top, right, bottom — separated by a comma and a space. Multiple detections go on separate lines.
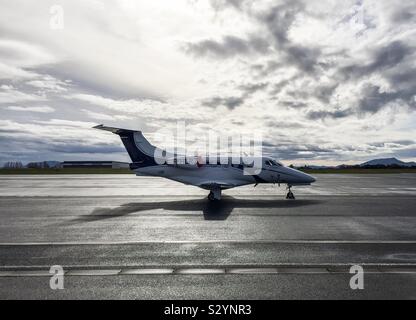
0, 0, 415, 165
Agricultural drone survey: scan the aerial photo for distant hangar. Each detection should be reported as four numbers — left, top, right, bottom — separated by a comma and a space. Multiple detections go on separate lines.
62, 161, 129, 169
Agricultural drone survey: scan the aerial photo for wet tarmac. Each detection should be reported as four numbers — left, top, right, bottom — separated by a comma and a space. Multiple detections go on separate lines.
0, 174, 415, 299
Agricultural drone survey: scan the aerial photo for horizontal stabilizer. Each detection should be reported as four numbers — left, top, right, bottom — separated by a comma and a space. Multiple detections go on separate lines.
93, 124, 137, 134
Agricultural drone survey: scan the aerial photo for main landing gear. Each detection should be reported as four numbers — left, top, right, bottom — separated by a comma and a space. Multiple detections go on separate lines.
208, 189, 222, 201
286, 185, 295, 200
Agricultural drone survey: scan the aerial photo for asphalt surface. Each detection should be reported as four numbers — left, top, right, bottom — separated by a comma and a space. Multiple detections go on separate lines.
0, 174, 415, 299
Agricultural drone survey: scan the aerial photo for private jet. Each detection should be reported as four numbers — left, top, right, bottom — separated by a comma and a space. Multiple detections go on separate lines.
94, 125, 316, 200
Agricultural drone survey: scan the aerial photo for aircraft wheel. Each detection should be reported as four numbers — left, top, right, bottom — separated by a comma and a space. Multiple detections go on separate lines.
208, 191, 215, 201
286, 191, 295, 200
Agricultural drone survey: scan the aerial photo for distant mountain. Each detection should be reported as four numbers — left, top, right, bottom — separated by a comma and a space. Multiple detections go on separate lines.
360, 157, 416, 167
336, 164, 354, 169
305, 165, 332, 169
293, 165, 333, 169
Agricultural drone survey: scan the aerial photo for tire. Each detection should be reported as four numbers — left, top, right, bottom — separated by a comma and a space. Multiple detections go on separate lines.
286, 191, 295, 200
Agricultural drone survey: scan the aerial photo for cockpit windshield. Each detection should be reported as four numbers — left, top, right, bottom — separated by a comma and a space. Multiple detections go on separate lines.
265, 160, 283, 167
271, 160, 283, 167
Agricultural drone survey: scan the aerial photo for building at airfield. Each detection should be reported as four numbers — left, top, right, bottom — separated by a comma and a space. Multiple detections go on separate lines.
62, 161, 129, 169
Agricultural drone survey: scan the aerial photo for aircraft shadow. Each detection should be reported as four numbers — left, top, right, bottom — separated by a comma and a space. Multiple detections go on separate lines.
62, 196, 323, 225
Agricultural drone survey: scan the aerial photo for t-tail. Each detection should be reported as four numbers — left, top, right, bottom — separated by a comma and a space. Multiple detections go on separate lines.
93, 124, 157, 168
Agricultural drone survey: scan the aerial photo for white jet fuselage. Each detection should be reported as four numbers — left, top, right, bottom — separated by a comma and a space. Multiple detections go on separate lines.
94, 124, 316, 200
134, 158, 315, 190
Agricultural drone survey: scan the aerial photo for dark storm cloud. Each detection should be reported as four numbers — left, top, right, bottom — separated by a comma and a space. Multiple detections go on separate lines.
282, 81, 338, 111
314, 84, 339, 103
48, 144, 125, 154
189, 0, 323, 73
392, 140, 415, 146
0, 128, 24, 134
270, 79, 290, 94
202, 96, 244, 110
340, 41, 412, 80
0, 133, 123, 154
251, 60, 283, 77
256, 1, 322, 73
285, 88, 309, 100
395, 147, 416, 158
0, 132, 127, 164
195, 3, 415, 122
183, 35, 269, 59
367, 142, 385, 148
306, 109, 351, 120
357, 85, 392, 114
209, 0, 247, 11
265, 120, 306, 129
390, 3, 416, 23
279, 100, 307, 108
392, 10, 415, 23
262, 142, 336, 161
308, 40, 416, 119
361, 145, 416, 160
357, 84, 416, 114
1, 1, 415, 165
389, 68, 416, 85
258, 1, 304, 47
237, 82, 268, 95
284, 45, 321, 73
269, 74, 302, 95
368, 140, 415, 147
202, 82, 268, 110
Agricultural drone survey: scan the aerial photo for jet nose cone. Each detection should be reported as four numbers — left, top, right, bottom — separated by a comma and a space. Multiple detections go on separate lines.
303, 173, 316, 184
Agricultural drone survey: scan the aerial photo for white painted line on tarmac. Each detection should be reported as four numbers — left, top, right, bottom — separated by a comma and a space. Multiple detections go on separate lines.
121, 268, 174, 275
0, 270, 52, 277
2, 263, 416, 270
1, 265, 416, 277
175, 268, 225, 274
378, 268, 416, 273
227, 268, 279, 274
1, 240, 416, 246
66, 269, 121, 276
277, 268, 329, 274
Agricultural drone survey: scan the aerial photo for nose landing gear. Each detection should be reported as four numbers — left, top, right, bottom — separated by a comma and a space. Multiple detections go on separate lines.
286, 185, 295, 199
208, 189, 222, 201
